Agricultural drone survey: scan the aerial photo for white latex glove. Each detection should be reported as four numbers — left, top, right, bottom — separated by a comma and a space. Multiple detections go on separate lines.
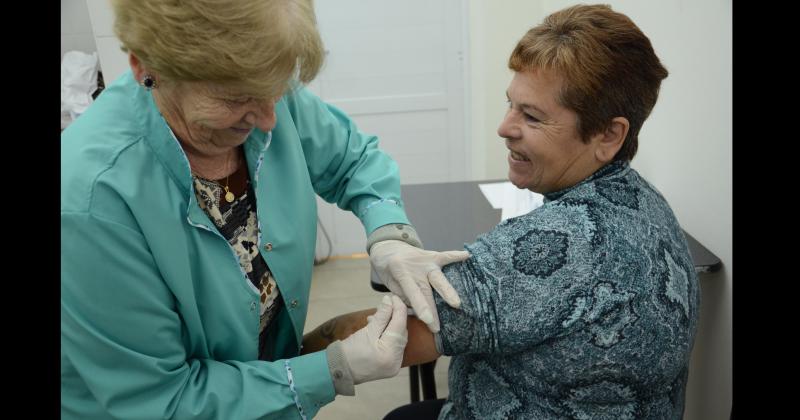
369, 240, 470, 333
340, 295, 408, 385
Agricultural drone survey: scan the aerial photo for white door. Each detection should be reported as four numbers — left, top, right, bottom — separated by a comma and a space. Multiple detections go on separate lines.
311, 0, 471, 256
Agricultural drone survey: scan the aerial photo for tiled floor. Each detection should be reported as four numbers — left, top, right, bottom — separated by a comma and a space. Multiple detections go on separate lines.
305, 257, 450, 420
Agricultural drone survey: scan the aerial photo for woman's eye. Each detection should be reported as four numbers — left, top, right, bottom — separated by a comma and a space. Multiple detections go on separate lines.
524, 113, 540, 123
226, 98, 250, 105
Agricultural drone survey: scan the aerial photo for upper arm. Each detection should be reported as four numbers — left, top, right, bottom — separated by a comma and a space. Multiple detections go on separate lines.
433, 208, 615, 356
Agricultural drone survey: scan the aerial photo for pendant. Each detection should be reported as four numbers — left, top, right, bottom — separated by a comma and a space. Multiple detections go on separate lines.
224, 186, 235, 203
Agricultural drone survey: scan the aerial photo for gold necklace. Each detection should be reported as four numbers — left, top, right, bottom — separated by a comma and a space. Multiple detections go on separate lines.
223, 151, 236, 203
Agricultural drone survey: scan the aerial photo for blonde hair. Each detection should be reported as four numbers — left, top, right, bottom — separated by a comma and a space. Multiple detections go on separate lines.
111, 0, 324, 99
509, 4, 668, 161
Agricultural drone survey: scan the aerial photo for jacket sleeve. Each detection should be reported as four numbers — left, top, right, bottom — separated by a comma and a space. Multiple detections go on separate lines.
61, 211, 335, 419
282, 87, 410, 234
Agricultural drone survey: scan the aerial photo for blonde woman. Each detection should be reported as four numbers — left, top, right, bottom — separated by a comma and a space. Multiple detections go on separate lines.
60, 0, 468, 418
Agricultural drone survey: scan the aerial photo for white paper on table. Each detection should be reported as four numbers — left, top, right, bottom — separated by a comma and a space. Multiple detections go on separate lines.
500, 182, 544, 221
478, 182, 506, 209
480, 181, 544, 219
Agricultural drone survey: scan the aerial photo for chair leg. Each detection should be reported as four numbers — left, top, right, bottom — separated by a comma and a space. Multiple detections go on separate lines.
409, 365, 420, 403
420, 360, 438, 400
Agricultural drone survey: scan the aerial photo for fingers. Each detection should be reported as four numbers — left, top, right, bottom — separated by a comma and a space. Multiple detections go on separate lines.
392, 270, 434, 328
421, 299, 440, 334
434, 250, 470, 266
428, 269, 461, 309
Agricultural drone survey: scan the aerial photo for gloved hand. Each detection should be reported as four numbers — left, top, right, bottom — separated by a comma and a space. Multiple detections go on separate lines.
340, 295, 408, 385
369, 240, 470, 333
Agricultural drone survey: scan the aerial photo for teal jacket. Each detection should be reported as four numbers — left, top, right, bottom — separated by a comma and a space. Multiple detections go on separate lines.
61, 71, 410, 419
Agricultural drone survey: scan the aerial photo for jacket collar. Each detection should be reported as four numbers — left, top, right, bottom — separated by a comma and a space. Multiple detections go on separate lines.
119, 70, 272, 199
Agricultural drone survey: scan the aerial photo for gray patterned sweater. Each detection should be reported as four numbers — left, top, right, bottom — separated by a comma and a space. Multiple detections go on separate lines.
434, 161, 699, 420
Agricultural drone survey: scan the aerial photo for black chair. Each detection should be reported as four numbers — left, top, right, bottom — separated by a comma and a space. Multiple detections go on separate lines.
371, 280, 438, 402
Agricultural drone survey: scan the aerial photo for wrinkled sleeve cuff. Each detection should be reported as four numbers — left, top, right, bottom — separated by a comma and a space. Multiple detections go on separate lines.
282, 351, 336, 419
326, 341, 355, 396
366, 223, 423, 253
358, 199, 411, 234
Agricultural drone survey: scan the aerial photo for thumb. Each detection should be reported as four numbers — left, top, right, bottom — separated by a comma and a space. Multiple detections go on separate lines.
434, 250, 470, 266
381, 295, 408, 345
369, 295, 393, 331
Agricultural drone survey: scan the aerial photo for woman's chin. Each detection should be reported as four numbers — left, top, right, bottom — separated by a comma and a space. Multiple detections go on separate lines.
211, 130, 250, 147
507, 171, 527, 190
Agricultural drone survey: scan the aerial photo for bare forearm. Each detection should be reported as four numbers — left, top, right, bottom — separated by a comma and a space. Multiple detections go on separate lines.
402, 316, 439, 367
301, 309, 375, 354
301, 308, 441, 366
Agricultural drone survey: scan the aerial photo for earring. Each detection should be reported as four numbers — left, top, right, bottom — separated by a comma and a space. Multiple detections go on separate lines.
141, 74, 157, 90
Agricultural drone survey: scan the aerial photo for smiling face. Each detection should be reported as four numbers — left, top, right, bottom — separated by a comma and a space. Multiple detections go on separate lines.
497, 69, 607, 194
154, 80, 280, 159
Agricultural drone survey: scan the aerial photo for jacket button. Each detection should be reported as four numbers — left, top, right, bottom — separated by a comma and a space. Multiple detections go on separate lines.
291, 299, 299, 308
396, 224, 404, 230
264, 243, 273, 251
250, 302, 257, 312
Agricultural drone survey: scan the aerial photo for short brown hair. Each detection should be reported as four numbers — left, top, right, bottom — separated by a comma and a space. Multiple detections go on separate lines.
111, 0, 324, 99
509, 4, 668, 161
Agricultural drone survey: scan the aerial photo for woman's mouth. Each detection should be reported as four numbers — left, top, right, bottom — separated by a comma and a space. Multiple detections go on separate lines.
229, 127, 252, 135
509, 150, 530, 162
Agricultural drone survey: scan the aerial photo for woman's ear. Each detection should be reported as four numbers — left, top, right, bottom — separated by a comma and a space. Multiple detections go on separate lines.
129, 53, 162, 91
128, 53, 159, 86
129, 53, 145, 81
593, 117, 630, 163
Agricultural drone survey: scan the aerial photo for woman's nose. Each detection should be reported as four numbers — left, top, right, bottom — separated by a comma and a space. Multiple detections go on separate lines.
497, 110, 520, 140
245, 100, 277, 132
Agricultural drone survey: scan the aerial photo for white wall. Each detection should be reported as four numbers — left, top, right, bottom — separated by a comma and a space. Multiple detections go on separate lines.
61, 0, 98, 59
470, 1, 732, 419
467, 0, 544, 180
85, 0, 130, 84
